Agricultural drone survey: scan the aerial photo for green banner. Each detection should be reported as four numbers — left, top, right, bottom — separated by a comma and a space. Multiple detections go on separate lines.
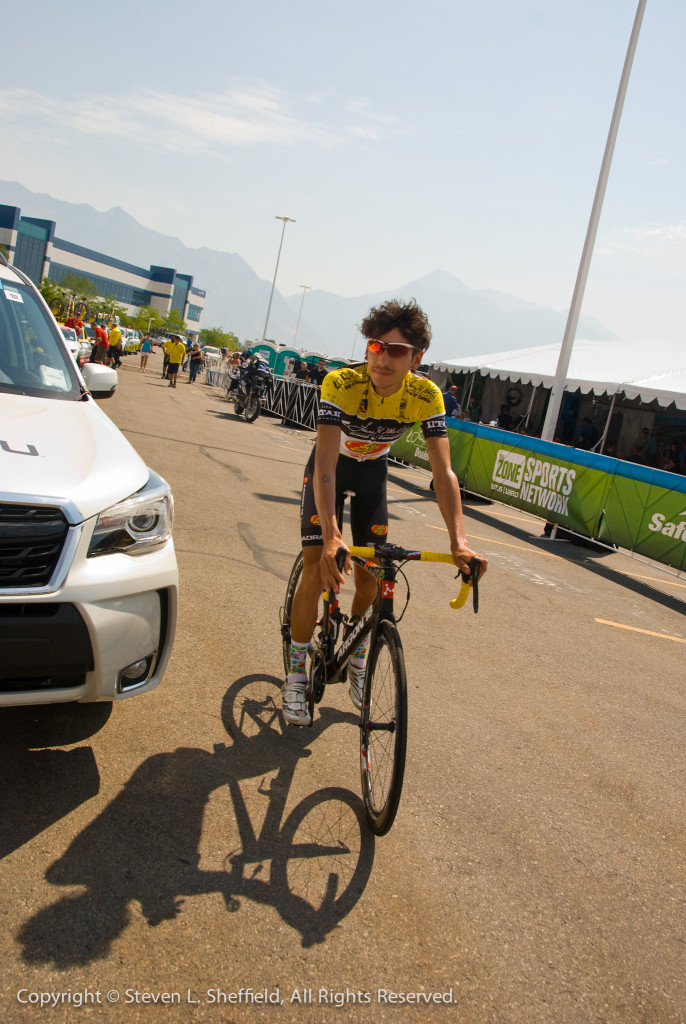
390, 420, 686, 572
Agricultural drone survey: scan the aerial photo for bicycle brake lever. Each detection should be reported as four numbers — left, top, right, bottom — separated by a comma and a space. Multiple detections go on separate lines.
449, 556, 481, 613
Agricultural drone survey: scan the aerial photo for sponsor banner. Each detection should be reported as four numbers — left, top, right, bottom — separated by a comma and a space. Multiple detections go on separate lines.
390, 421, 686, 571
389, 424, 432, 467
463, 430, 612, 538
598, 463, 686, 572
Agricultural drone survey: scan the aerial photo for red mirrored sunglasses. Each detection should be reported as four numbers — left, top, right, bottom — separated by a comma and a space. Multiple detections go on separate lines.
367, 339, 417, 358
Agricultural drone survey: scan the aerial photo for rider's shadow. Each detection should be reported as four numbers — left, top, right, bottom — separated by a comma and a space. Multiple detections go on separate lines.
18, 675, 374, 967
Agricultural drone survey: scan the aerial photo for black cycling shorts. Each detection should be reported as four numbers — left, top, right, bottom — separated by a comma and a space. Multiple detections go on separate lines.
300, 448, 388, 548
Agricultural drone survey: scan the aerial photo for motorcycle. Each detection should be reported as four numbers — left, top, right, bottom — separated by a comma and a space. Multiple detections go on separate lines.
228, 358, 271, 423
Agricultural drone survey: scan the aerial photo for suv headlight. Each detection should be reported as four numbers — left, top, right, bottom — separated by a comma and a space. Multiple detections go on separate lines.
88, 472, 174, 557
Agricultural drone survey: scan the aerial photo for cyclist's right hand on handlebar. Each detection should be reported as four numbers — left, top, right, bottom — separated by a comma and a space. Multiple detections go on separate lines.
320, 538, 350, 593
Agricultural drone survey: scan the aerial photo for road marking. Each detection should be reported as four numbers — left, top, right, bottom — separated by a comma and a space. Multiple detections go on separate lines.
595, 619, 686, 644
429, 526, 686, 590
484, 510, 537, 523
427, 524, 561, 558
617, 571, 686, 590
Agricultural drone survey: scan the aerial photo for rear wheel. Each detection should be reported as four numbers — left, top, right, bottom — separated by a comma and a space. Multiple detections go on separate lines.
359, 621, 407, 836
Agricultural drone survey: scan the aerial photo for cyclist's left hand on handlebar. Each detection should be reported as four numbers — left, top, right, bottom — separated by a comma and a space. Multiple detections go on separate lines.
452, 545, 488, 580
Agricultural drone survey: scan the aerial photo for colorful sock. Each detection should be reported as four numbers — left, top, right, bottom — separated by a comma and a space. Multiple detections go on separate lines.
351, 634, 370, 669
289, 640, 309, 677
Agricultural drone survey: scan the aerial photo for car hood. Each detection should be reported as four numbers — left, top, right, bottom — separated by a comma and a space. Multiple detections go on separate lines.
0, 393, 149, 522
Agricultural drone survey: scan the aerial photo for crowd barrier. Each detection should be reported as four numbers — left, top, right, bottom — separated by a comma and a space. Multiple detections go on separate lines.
203, 366, 321, 429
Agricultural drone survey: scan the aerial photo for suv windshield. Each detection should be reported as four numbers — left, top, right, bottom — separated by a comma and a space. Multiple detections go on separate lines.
0, 279, 82, 400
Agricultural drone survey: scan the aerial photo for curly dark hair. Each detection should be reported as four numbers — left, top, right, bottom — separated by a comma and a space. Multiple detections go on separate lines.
359, 298, 432, 353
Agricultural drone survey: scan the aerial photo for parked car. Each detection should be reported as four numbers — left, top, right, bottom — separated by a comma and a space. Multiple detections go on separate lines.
0, 256, 178, 706
59, 325, 81, 365
200, 346, 221, 360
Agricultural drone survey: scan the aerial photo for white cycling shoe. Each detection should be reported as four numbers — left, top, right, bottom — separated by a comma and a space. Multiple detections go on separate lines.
282, 676, 311, 726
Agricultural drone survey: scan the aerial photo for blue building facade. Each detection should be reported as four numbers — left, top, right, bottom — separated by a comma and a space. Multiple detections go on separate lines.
0, 205, 206, 336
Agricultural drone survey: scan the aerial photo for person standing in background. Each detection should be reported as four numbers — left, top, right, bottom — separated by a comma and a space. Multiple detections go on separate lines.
139, 334, 153, 372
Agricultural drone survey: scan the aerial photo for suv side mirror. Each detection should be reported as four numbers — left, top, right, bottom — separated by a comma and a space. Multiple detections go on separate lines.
81, 363, 118, 399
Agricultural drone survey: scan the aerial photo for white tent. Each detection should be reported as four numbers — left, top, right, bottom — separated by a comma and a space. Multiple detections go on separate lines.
432, 339, 686, 410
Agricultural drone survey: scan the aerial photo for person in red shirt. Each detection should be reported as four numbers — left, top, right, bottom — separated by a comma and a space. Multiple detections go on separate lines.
94, 323, 109, 363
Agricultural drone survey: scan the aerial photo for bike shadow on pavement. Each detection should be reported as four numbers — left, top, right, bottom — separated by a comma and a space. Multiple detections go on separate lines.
18, 674, 375, 967
0, 702, 110, 860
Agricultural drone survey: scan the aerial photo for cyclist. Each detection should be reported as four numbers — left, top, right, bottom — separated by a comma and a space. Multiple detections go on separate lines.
283, 299, 488, 726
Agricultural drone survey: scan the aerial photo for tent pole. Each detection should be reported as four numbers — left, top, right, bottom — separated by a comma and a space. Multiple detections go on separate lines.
597, 393, 617, 453
463, 373, 476, 415
523, 385, 536, 431
540, 0, 647, 442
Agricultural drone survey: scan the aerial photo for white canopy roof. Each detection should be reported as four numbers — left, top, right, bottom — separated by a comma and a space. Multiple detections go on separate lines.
433, 339, 686, 410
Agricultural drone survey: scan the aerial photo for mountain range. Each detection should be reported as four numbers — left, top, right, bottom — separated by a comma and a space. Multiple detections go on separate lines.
1, 180, 616, 360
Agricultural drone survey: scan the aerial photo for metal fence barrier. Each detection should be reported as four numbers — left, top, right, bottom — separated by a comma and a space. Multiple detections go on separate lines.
202, 363, 321, 430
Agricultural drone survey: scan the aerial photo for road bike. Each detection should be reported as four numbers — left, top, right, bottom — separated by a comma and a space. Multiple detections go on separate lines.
280, 542, 481, 836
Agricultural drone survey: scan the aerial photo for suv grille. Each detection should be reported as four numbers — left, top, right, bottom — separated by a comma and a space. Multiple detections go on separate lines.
0, 504, 70, 588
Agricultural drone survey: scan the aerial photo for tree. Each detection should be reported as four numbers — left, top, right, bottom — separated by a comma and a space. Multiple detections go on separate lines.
61, 273, 97, 299
39, 278, 67, 307
199, 327, 240, 351
92, 295, 131, 326
162, 308, 187, 336
132, 305, 164, 335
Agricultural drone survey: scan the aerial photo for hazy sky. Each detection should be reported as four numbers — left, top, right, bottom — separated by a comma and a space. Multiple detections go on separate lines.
1, 0, 684, 345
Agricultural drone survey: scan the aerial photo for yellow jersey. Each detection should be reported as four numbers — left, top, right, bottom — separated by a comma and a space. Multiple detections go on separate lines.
318, 363, 447, 461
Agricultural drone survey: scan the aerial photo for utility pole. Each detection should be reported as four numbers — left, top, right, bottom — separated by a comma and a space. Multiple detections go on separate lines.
262, 216, 295, 343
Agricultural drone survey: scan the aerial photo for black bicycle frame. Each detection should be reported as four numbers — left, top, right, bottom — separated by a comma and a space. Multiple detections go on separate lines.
319, 556, 398, 685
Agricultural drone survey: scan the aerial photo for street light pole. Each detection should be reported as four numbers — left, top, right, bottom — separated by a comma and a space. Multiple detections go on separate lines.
262, 216, 295, 343
293, 285, 311, 346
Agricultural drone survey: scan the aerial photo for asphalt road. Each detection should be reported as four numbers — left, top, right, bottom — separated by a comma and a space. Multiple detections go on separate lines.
2, 357, 685, 1024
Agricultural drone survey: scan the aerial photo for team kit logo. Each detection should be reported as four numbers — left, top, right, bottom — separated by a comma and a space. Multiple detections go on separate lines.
310, 514, 320, 525
492, 450, 576, 515
371, 524, 387, 536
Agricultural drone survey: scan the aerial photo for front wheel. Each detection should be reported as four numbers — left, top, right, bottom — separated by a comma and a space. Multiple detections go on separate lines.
359, 622, 407, 836
244, 392, 261, 422
233, 396, 244, 417
281, 552, 304, 676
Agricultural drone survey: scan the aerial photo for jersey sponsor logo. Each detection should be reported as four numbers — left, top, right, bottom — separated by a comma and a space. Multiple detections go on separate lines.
345, 440, 388, 457
302, 533, 322, 542
310, 514, 321, 525
422, 414, 447, 437
371, 524, 387, 536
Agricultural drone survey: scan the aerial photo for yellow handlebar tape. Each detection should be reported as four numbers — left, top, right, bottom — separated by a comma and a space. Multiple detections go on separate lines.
450, 579, 472, 610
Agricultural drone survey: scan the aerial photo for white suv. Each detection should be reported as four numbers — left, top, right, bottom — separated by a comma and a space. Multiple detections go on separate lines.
0, 258, 178, 706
